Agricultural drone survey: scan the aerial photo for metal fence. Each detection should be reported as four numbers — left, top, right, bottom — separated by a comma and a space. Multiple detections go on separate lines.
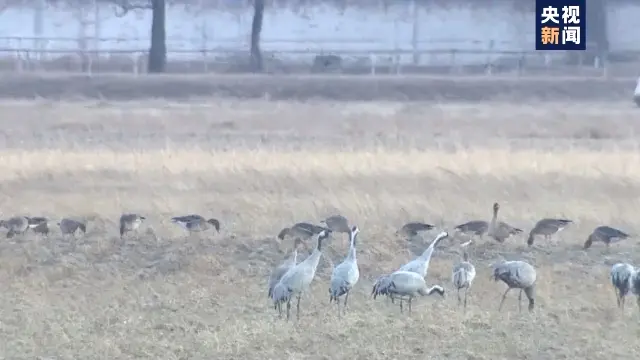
0, 36, 635, 77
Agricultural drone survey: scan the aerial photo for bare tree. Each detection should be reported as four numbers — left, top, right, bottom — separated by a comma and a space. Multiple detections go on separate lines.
250, 0, 264, 72
109, 0, 166, 73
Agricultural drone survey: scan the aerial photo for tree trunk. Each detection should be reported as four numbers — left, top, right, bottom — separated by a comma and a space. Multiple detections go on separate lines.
250, 0, 264, 72
148, 0, 167, 73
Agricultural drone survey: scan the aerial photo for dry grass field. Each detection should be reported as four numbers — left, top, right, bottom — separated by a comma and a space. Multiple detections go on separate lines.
0, 75, 640, 359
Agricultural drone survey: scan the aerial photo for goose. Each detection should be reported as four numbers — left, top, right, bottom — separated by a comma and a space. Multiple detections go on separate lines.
610, 262, 637, 310
277, 222, 328, 242
268, 238, 303, 305
119, 213, 146, 239
271, 230, 330, 320
171, 214, 220, 234
492, 260, 537, 312
0, 216, 29, 239
584, 226, 631, 250
397, 231, 448, 277
526, 218, 572, 246
320, 214, 351, 235
27, 217, 49, 236
488, 203, 523, 243
371, 271, 445, 313
57, 218, 87, 237
395, 222, 435, 240
452, 249, 476, 310
329, 225, 360, 314
454, 220, 489, 239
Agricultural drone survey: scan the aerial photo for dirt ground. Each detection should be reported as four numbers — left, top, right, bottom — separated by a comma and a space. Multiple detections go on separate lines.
0, 73, 634, 101
0, 75, 639, 359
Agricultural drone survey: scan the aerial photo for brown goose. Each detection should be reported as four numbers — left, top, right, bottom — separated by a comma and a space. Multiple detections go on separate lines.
527, 218, 572, 246
120, 213, 146, 239
584, 226, 630, 250
395, 222, 435, 240
488, 203, 523, 243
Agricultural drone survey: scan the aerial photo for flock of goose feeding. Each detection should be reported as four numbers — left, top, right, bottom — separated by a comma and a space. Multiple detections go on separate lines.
269, 203, 636, 321
0, 202, 635, 320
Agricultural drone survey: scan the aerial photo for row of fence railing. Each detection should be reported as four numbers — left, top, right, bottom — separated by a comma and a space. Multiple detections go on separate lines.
0, 37, 635, 77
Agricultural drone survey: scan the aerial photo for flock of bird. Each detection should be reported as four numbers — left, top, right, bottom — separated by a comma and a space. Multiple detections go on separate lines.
0, 213, 220, 239
0, 202, 635, 320
268, 202, 637, 320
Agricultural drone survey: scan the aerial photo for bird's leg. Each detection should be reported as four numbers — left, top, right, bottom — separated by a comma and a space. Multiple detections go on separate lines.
621, 292, 626, 310
518, 289, 523, 313
464, 288, 469, 310
344, 291, 350, 308
408, 297, 413, 313
399, 298, 404, 313
615, 287, 621, 308
498, 288, 511, 311
457, 288, 462, 306
296, 294, 302, 319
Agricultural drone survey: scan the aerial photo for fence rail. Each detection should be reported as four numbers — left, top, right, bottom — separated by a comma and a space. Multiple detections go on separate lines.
0, 47, 634, 77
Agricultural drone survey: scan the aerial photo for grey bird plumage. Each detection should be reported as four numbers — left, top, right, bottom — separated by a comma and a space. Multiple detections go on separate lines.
57, 218, 87, 236
454, 220, 489, 238
171, 214, 220, 233
488, 203, 523, 243
584, 226, 630, 250
329, 225, 360, 314
271, 230, 330, 320
610, 262, 637, 310
452, 250, 476, 310
372, 231, 448, 304
268, 238, 303, 300
397, 231, 448, 278
277, 222, 328, 241
119, 213, 146, 239
27, 217, 49, 236
320, 214, 351, 234
0, 216, 29, 238
371, 270, 445, 313
527, 218, 572, 246
396, 222, 435, 239
492, 260, 537, 312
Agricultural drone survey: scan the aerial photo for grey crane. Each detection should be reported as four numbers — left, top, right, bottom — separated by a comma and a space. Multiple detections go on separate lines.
397, 231, 448, 277
488, 203, 523, 243
371, 270, 445, 313
610, 262, 637, 310
119, 213, 146, 239
58, 218, 87, 238
277, 222, 328, 242
453, 220, 489, 240
492, 260, 537, 312
584, 226, 631, 250
0, 216, 29, 239
395, 222, 435, 240
329, 225, 360, 314
371, 231, 448, 304
171, 214, 220, 234
452, 250, 476, 310
268, 238, 303, 304
271, 230, 330, 320
526, 218, 572, 247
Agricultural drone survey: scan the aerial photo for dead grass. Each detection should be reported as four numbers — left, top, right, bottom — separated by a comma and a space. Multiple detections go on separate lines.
1, 98, 640, 359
